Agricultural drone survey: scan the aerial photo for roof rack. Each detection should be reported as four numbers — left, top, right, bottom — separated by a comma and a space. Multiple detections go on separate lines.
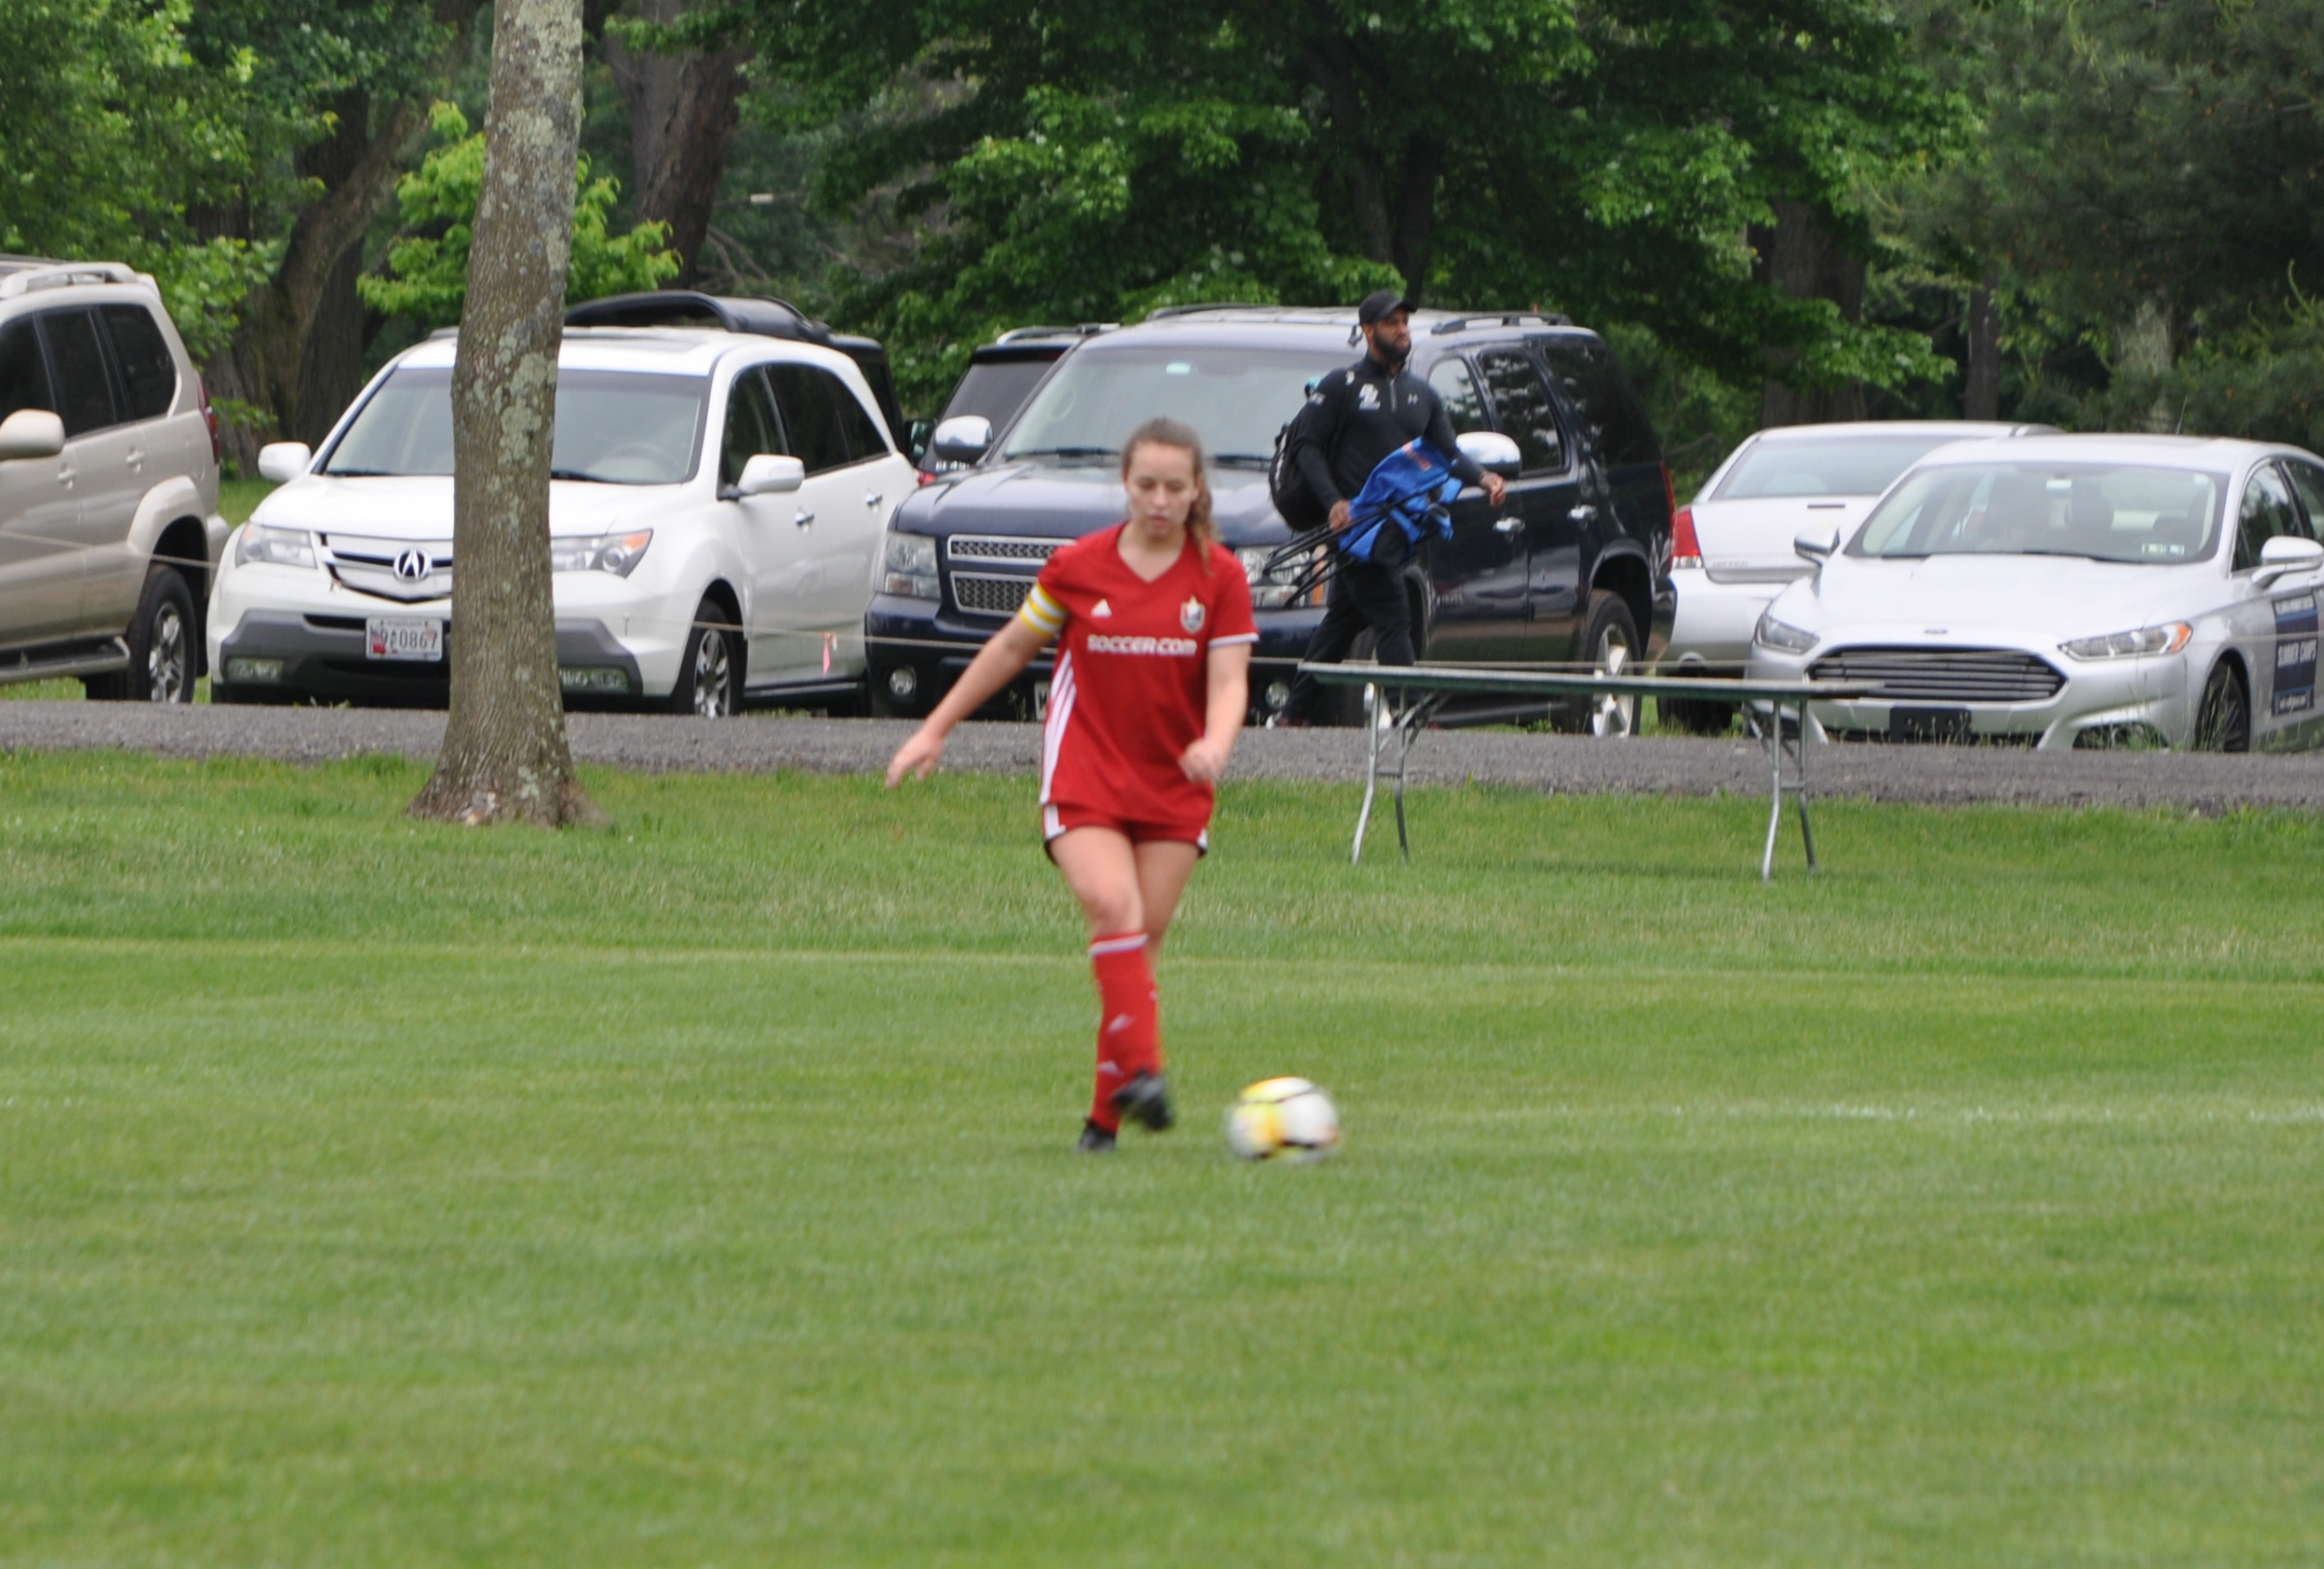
0, 258, 155, 300
1430, 311, 1573, 335
994, 323, 1116, 344
1141, 302, 1301, 322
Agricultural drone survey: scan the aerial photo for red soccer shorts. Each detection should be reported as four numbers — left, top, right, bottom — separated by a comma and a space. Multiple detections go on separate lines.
1042, 802, 1210, 856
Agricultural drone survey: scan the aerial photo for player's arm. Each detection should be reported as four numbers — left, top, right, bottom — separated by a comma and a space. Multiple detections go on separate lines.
886, 593, 1056, 785
1179, 642, 1252, 784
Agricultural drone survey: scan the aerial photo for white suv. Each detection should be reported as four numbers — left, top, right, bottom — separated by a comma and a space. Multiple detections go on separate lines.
210, 327, 915, 712
0, 258, 227, 701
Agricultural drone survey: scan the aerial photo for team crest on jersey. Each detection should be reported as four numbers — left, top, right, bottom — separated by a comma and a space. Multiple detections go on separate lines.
1180, 597, 1206, 633
1356, 383, 1381, 411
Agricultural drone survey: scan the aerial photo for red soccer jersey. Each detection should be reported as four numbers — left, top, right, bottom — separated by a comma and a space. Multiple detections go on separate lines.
1017, 525, 1258, 826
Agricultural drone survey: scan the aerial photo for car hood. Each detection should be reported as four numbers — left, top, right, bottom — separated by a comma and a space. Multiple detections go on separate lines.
249, 474, 671, 538
1771, 552, 2212, 642
896, 460, 1289, 544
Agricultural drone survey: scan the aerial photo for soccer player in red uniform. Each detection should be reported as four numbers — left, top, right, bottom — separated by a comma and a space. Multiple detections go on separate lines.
887, 417, 1257, 1152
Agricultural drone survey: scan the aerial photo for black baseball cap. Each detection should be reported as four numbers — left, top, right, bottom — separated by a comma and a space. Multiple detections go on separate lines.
1357, 289, 1416, 326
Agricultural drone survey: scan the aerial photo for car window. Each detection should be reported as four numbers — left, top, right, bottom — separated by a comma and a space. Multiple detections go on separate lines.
2282, 460, 2324, 533
1428, 357, 1488, 436
324, 366, 708, 484
1853, 461, 2225, 563
1000, 345, 1346, 466
721, 367, 784, 489
2234, 463, 2306, 571
767, 362, 850, 474
39, 309, 117, 437
942, 357, 1057, 428
1535, 337, 1659, 467
1715, 433, 1975, 499
0, 319, 54, 424
827, 372, 890, 461
1476, 349, 1566, 474
99, 305, 177, 422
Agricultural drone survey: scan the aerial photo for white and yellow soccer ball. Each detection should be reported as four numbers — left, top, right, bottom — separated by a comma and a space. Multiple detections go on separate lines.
1222, 1077, 1342, 1162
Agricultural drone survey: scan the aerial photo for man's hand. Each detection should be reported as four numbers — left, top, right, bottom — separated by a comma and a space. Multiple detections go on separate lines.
1179, 734, 1233, 783
1483, 472, 1508, 507
1328, 499, 1352, 532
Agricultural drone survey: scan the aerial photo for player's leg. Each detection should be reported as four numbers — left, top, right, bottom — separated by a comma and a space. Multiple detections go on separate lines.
1133, 839, 1203, 952
1048, 825, 1156, 1147
1277, 565, 1367, 724
1346, 556, 1415, 666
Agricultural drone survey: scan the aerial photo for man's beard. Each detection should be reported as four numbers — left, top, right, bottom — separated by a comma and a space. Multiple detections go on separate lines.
1370, 335, 1410, 369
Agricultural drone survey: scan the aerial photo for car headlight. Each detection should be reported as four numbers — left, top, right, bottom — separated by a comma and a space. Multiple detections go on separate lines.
234, 523, 315, 569
1236, 544, 1325, 609
1753, 612, 1819, 654
883, 530, 939, 600
551, 529, 652, 576
2059, 621, 2192, 661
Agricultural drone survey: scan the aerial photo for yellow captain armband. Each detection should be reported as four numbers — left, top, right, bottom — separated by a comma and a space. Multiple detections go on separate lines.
1016, 583, 1066, 639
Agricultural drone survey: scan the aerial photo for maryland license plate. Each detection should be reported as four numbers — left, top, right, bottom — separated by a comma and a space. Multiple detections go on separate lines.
366, 616, 443, 662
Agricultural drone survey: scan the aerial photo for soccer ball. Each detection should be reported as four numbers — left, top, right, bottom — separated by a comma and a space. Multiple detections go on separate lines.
1223, 1077, 1342, 1162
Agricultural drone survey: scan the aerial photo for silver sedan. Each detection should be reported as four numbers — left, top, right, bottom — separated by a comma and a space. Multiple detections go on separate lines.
1745, 435, 2324, 751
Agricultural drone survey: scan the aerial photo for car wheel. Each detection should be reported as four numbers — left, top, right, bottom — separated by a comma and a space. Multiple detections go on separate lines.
1658, 695, 1735, 735
666, 598, 740, 717
1563, 590, 1639, 736
86, 566, 196, 703
2194, 658, 2251, 752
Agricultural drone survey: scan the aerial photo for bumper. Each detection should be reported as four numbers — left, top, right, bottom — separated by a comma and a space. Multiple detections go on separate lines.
1747, 639, 2197, 750
212, 609, 644, 706
864, 593, 1323, 716
1663, 570, 1790, 674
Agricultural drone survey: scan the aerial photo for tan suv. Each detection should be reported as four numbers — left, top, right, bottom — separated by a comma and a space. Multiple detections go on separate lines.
0, 258, 226, 701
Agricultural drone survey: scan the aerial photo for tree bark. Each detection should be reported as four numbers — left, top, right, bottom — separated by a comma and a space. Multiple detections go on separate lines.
410, 0, 602, 828
1963, 271, 2001, 420
607, 0, 749, 287
1298, 14, 1438, 301
1753, 200, 1868, 428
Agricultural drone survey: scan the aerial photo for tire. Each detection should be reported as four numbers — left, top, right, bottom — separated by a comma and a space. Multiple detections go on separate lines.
666, 596, 741, 717
2194, 658, 2251, 752
1658, 695, 1736, 736
85, 566, 195, 703
1562, 589, 1640, 736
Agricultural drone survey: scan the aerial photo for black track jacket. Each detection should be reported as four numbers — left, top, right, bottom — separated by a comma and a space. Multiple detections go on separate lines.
1291, 352, 1485, 510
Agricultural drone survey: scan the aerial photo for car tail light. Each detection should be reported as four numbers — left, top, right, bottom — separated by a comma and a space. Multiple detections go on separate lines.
917, 470, 937, 486
198, 375, 221, 465
1671, 505, 1702, 568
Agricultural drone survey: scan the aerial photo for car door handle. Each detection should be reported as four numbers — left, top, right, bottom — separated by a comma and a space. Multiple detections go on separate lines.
864, 491, 884, 509
1569, 504, 1598, 524
794, 509, 816, 528
56, 465, 75, 486
1494, 516, 1523, 534
125, 447, 144, 469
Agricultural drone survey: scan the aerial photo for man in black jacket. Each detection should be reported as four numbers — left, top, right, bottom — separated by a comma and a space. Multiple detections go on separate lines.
1276, 291, 1507, 725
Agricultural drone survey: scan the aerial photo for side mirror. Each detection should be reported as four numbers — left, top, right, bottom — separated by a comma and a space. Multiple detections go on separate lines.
0, 408, 65, 461
736, 453, 806, 498
1795, 527, 1840, 564
1456, 430, 1522, 478
257, 442, 312, 483
2254, 532, 2324, 586
928, 414, 993, 465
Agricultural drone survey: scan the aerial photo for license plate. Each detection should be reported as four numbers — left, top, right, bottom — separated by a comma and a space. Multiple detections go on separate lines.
1889, 705, 1970, 742
1033, 680, 1051, 721
366, 616, 443, 662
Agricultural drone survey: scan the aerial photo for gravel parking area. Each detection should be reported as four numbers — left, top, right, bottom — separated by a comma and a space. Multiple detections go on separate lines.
6, 701, 2324, 813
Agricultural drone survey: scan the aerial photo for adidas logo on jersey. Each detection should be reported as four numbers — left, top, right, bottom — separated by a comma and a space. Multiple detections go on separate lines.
1092, 599, 1113, 617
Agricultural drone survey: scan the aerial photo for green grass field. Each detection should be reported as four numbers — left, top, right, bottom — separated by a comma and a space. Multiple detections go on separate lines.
3, 751, 2321, 1565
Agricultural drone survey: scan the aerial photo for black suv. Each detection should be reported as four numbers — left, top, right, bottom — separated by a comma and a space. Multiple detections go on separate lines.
918, 324, 1114, 479
865, 305, 1674, 721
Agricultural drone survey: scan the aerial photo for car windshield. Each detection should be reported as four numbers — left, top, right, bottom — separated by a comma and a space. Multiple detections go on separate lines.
1850, 462, 2227, 564
1715, 433, 1982, 499
1000, 345, 1346, 466
324, 367, 709, 484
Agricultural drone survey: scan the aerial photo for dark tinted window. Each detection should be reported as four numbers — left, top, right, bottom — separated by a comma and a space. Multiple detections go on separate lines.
767, 362, 849, 474
720, 368, 784, 489
942, 357, 1056, 427
1427, 357, 1488, 435
2283, 460, 2324, 530
1537, 337, 1658, 467
40, 310, 117, 436
2235, 463, 2306, 571
1477, 349, 1566, 473
828, 372, 889, 460
99, 305, 178, 421
0, 319, 54, 424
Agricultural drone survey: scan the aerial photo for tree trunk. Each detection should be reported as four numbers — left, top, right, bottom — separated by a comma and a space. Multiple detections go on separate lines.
410, 0, 603, 829
607, 0, 749, 287
1299, 14, 1439, 302
1963, 272, 2001, 420
1753, 200, 1868, 428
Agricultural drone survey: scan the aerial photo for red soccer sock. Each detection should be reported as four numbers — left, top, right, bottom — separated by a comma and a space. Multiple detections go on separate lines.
1087, 931, 1160, 1130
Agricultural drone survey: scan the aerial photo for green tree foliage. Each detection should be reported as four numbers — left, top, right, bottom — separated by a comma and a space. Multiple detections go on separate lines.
358, 103, 682, 329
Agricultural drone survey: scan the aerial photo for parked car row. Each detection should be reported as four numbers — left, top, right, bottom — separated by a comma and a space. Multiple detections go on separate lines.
3, 263, 2319, 753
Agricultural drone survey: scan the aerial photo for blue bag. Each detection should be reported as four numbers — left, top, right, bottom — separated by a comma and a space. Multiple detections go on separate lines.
1339, 440, 1463, 564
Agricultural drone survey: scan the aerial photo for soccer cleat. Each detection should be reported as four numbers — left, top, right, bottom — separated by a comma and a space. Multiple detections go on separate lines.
1076, 1121, 1118, 1154
1111, 1071, 1175, 1132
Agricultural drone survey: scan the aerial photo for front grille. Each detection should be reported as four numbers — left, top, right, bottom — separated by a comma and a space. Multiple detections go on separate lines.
951, 572, 1035, 616
1810, 645, 2065, 703
948, 535, 1062, 564
321, 534, 454, 603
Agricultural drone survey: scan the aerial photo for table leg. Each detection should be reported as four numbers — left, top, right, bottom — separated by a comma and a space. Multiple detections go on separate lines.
1352, 682, 1384, 865
1760, 703, 1783, 883
1792, 699, 1818, 873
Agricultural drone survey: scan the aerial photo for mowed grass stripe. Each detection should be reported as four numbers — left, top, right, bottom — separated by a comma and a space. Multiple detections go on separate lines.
0, 752, 2320, 1565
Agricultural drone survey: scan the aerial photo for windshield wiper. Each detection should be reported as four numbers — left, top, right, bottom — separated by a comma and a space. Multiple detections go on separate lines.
549, 468, 611, 484
1012, 445, 1119, 461
1210, 453, 1272, 468
322, 467, 399, 477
